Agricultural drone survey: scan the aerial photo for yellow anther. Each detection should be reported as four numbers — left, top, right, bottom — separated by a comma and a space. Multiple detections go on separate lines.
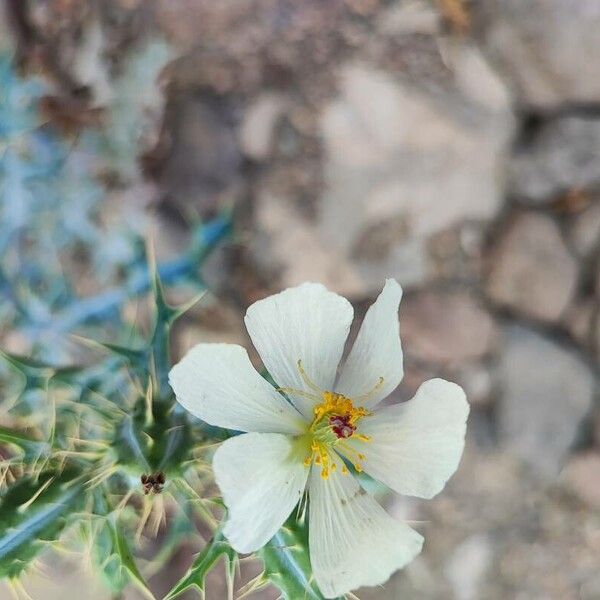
295, 360, 379, 481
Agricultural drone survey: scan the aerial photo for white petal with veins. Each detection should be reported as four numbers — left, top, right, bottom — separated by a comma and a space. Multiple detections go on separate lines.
349, 378, 469, 499
336, 279, 404, 408
308, 459, 424, 598
169, 343, 305, 434
214, 433, 309, 553
245, 282, 353, 418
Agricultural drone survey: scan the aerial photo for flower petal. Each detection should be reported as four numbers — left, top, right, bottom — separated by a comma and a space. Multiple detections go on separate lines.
336, 279, 403, 408
169, 343, 305, 434
213, 433, 309, 553
245, 283, 353, 418
350, 378, 469, 499
309, 461, 423, 599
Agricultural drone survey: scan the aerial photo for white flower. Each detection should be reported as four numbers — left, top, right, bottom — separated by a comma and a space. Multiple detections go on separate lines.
169, 279, 469, 598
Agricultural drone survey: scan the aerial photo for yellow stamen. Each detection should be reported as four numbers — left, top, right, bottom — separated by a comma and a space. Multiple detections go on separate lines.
297, 359, 322, 392
287, 360, 382, 480
354, 376, 385, 403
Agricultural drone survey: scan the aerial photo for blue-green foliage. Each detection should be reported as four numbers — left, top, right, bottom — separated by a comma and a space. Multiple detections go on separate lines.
0, 51, 230, 594
0, 51, 323, 600
0, 52, 119, 352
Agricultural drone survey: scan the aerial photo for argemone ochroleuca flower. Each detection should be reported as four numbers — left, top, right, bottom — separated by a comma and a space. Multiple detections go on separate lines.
169, 279, 469, 598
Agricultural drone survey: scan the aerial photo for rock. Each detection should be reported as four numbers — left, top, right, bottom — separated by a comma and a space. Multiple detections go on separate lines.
509, 117, 600, 204
568, 200, 600, 258
247, 44, 514, 294
444, 534, 493, 600
0, 4, 13, 53
401, 290, 498, 366
376, 0, 440, 36
454, 362, 495, 409
238, 93, 287, 161
562, 452, 600, 510
154, 94, 242, 217
315, 58, 513, 291
498, 325, 595, 478
175, 298, 249, 360
475, 0, 600, 109
593, 411, 600, 449
252, 192, 367, 296
564, 299, 596, 348
486, 212, 578, 322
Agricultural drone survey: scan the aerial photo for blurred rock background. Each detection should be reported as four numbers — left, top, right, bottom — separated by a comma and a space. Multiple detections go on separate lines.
1, 0, 600, 598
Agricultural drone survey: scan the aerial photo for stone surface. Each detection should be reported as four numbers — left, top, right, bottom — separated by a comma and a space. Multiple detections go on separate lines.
486, 212, 578, 322
564, 298, 596, 349
592, 412, 600, 451
376, 0, 440, 36
562, 452, 600, 510
250, 52, 514, 296
252, 192, 366, 296
401, 290, 498, 366
476, 0, 600, 108
509, 116, 600, 204
454, 362, 495, 409
568, 200, 600, 258
239, 93, 287, 161
317, 59, 513, 291
497, 325, 595, 478
444, 534, 493, 600
155, 95, 242, 216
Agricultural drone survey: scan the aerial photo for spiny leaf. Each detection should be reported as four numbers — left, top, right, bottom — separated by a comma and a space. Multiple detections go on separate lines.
147, 244, 178, 401
111, 407, 152, 473
0, 469, 84, 578
85, 492, 128, 595
71, 334, 149, 377
0, 426, 47, 462
0, 350, 84, 406
259, 515, 339, 600
163, 528, 236, 600
145, 507, 199, 578
107, 515, 155, 599
188, 212, 233, 263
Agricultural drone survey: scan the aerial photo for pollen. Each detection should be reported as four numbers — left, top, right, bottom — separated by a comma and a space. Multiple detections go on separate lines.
306, 391, 373, 479
286, 360, 380, 480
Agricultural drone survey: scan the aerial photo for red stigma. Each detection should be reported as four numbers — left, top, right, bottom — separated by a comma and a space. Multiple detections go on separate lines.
329, 415, 356, 439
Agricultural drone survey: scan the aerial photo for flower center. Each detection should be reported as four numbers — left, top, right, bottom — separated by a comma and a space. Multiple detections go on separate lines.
305, 391, 372, 480
279, 360, 383, 481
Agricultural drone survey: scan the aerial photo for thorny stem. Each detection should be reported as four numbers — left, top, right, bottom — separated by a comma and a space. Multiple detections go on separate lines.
13, 215, 231, 339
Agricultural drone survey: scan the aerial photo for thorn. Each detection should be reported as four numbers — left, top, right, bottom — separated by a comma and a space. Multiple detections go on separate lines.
135, 496, 154, 544
6, 580, 19, 600
85, 463, 117, 489
172, 290, 207, 321
145, 379, 154, 426
10, 579, 34, 600
236, 573, 269, 600
116, 489, 135, 513
66, 437, 110, 448
18, 476, 55, 512
225, 554, 236, 600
